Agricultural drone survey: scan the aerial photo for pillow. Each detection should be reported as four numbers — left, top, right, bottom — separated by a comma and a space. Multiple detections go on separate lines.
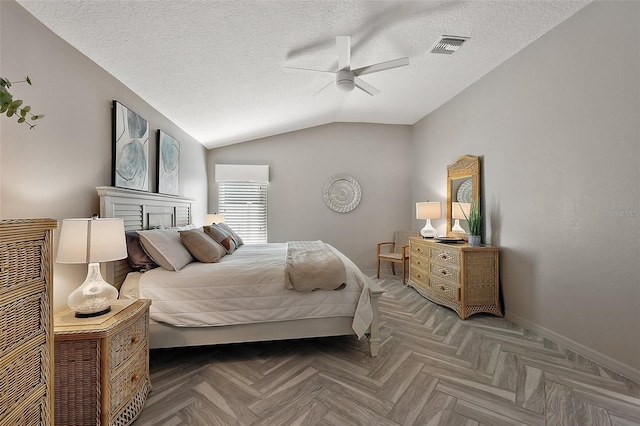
137, 229, 195, 271
216, 223, 244, 247
203, 225, 237, 254
125, 231, 158, 272
179, 228, 226, 263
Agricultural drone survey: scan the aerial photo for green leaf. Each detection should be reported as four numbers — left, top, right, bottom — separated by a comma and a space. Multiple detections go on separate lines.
0, 90, 11, 104
20, 109, 27, 117
10, 99, 23, 108
17, 117, 25, 123
0, 102, 8, 113
25, 76, 32, 85
7, 109, 14, 117
33, 114, 44, 120
22, 105, 31, 113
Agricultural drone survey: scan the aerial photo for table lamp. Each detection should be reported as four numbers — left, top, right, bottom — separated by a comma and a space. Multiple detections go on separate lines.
416, 201, 441, 238
452, 202, 471, 233
57, 217, 127, 317
205, 213, 225, 224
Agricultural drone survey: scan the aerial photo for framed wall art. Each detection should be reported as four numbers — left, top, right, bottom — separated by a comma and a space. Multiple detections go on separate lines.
157, 130, 180, 195
112, 100, 149, 191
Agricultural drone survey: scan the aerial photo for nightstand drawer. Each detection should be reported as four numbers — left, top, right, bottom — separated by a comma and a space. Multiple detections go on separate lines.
429, 263, 460, 283
109, 310, 148, 371
109, 345, 149, 417
429, 276, 460, 301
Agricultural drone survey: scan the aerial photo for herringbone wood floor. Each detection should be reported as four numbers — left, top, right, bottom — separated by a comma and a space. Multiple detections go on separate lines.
132, 275, 640, 426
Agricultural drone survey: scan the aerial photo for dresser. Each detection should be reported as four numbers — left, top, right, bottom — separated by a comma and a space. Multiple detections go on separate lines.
408, 237, 502, 319
0, 218, 57, 425
54, 299, 151, 426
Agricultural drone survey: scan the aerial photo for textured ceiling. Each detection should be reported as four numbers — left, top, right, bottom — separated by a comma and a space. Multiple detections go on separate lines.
18, 0, 591, 149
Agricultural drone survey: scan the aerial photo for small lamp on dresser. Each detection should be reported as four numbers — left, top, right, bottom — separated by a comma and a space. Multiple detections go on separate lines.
452, 202, 470, 233
56, 217, 127, 317
416, 201, 441, 238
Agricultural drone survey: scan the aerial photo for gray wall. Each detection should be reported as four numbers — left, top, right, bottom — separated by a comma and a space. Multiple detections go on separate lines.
412, 0, 639, 377
0, 1, 208, 311
208, 123, 413, 270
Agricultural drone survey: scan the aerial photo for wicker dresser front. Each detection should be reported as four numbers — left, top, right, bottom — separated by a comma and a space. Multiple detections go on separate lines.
54, 299, 151, 426
408, 237, 502, 319
0, 218, 57, 426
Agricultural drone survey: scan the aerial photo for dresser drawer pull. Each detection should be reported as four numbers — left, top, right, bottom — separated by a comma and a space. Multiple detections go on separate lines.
439, 268, 450, 276
438, 253, 450, 261
439, 285, 447, 291
416, 273, 422, 279
131, 373, 141, 383
131, 335, 140, 345
416, 247, 423, 253
416, 260, 422, 266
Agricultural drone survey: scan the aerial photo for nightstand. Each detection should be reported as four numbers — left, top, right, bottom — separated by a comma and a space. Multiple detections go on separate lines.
54, 299, 151, 425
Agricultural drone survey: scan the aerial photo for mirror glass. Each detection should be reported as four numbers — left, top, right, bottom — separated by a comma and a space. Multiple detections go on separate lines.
446, 156, 480, 238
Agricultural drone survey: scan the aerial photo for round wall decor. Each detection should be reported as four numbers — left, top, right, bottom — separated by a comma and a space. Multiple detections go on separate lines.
323, 174, 361, 213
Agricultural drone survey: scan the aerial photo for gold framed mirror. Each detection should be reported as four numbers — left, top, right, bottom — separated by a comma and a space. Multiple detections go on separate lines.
446, 155, 480, 238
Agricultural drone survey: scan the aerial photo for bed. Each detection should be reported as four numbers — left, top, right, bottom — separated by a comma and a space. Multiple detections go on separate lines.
97, 186, 383, 356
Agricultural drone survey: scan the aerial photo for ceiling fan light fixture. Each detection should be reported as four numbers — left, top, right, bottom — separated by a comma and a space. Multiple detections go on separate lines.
336, 70, 355, 92
431, 36, 468, 54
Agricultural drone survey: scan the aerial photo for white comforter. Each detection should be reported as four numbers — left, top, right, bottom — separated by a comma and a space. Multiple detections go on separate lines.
120, 243, 373, 338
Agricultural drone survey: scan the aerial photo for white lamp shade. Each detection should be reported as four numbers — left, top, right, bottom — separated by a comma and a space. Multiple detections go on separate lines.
416, 202, 442, 220
205, 213, 225, 224
453, 202, 471, 220
57, 218, 127, 264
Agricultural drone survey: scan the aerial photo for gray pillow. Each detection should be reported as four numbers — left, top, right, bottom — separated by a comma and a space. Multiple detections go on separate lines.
179, 228, 226, 263
137, 229, 194, 271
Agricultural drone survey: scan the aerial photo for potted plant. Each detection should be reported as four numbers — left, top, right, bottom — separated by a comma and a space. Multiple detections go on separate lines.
0, 76, 44, 128
464, 199, 482, 246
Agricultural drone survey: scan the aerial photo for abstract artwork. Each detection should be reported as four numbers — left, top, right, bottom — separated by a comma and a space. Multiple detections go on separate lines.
112, 100, 149, 191
323, 174, 361, 213
157, 130, 180, 195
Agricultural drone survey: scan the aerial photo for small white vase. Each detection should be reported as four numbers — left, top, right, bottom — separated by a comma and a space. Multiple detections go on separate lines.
468, 235, 481, 246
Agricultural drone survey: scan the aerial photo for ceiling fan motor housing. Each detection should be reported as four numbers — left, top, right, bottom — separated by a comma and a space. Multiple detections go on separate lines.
336, 70, 355, 92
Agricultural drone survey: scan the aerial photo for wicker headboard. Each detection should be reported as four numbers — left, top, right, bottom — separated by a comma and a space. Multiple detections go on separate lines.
96, 186, 194, 289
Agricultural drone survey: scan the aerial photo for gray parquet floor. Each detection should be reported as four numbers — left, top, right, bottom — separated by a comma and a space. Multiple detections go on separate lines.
132, 275, 640, 426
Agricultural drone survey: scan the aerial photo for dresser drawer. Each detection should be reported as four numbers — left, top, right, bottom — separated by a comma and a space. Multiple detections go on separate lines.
109, 345, 149, 417
410, 262, 429, 284
429, 276, 460, 302
0, 283, 48, 358
410, 241, 429, 258
429, 263, 460, 283
0, 239, 47, 295
430, 247, 461, 266
109, 310, 148, 371
410, 253, 429, 270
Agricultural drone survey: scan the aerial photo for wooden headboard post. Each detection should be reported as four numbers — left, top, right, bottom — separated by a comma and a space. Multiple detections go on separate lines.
96, 186, 194, 289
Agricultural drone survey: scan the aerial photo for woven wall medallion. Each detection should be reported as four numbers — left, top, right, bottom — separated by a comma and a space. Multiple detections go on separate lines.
323, 174, 361, 213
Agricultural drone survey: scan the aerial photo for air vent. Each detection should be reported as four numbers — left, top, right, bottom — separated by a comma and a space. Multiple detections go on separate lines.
431, 36, 468, 54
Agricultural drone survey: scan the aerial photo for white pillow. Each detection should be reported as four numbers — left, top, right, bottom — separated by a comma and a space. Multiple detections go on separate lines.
137, 229, 194, 271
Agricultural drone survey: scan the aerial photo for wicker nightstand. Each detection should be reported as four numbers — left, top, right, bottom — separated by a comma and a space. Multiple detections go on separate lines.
54, 299, 151, 426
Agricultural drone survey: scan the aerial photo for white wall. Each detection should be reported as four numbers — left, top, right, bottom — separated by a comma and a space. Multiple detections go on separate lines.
0, 1, 208, 311
412, 0, 639, 378
208, 122, 413, 270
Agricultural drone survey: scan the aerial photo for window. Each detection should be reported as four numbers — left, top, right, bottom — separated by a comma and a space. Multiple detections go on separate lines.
218, 181, 267, 244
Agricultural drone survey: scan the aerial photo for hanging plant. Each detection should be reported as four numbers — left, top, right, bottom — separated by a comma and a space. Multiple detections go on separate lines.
0, 76, 45, 129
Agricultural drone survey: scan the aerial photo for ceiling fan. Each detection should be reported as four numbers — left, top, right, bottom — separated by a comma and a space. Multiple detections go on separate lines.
285, 36, 409, 96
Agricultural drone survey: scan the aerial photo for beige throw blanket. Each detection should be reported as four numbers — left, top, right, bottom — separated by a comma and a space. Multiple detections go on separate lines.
285, 241, 346, 292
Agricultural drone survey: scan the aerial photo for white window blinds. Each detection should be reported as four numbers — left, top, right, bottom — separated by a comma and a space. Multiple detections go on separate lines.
218, 181, 268, 244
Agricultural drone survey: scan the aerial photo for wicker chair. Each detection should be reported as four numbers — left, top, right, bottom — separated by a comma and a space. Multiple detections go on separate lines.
376, 231, 418, 284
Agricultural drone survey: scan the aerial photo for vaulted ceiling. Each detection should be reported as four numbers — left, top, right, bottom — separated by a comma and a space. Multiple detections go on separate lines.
18, 0, 590, 149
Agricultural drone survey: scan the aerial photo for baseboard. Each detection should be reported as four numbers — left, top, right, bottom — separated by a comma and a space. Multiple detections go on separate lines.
505, 310, 640, 384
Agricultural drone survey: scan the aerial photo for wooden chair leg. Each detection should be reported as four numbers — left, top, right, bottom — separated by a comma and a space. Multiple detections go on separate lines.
391, 262, 396, 275
402, 261, 406, 284
376, 258, 380, 279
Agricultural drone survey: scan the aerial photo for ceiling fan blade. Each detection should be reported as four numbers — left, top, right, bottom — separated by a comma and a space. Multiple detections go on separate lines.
283, 66, 335, 74
313, 81, 334, 96
336, 36, 351, 71
353, 57, 409, 77
354, 77, 380, 96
